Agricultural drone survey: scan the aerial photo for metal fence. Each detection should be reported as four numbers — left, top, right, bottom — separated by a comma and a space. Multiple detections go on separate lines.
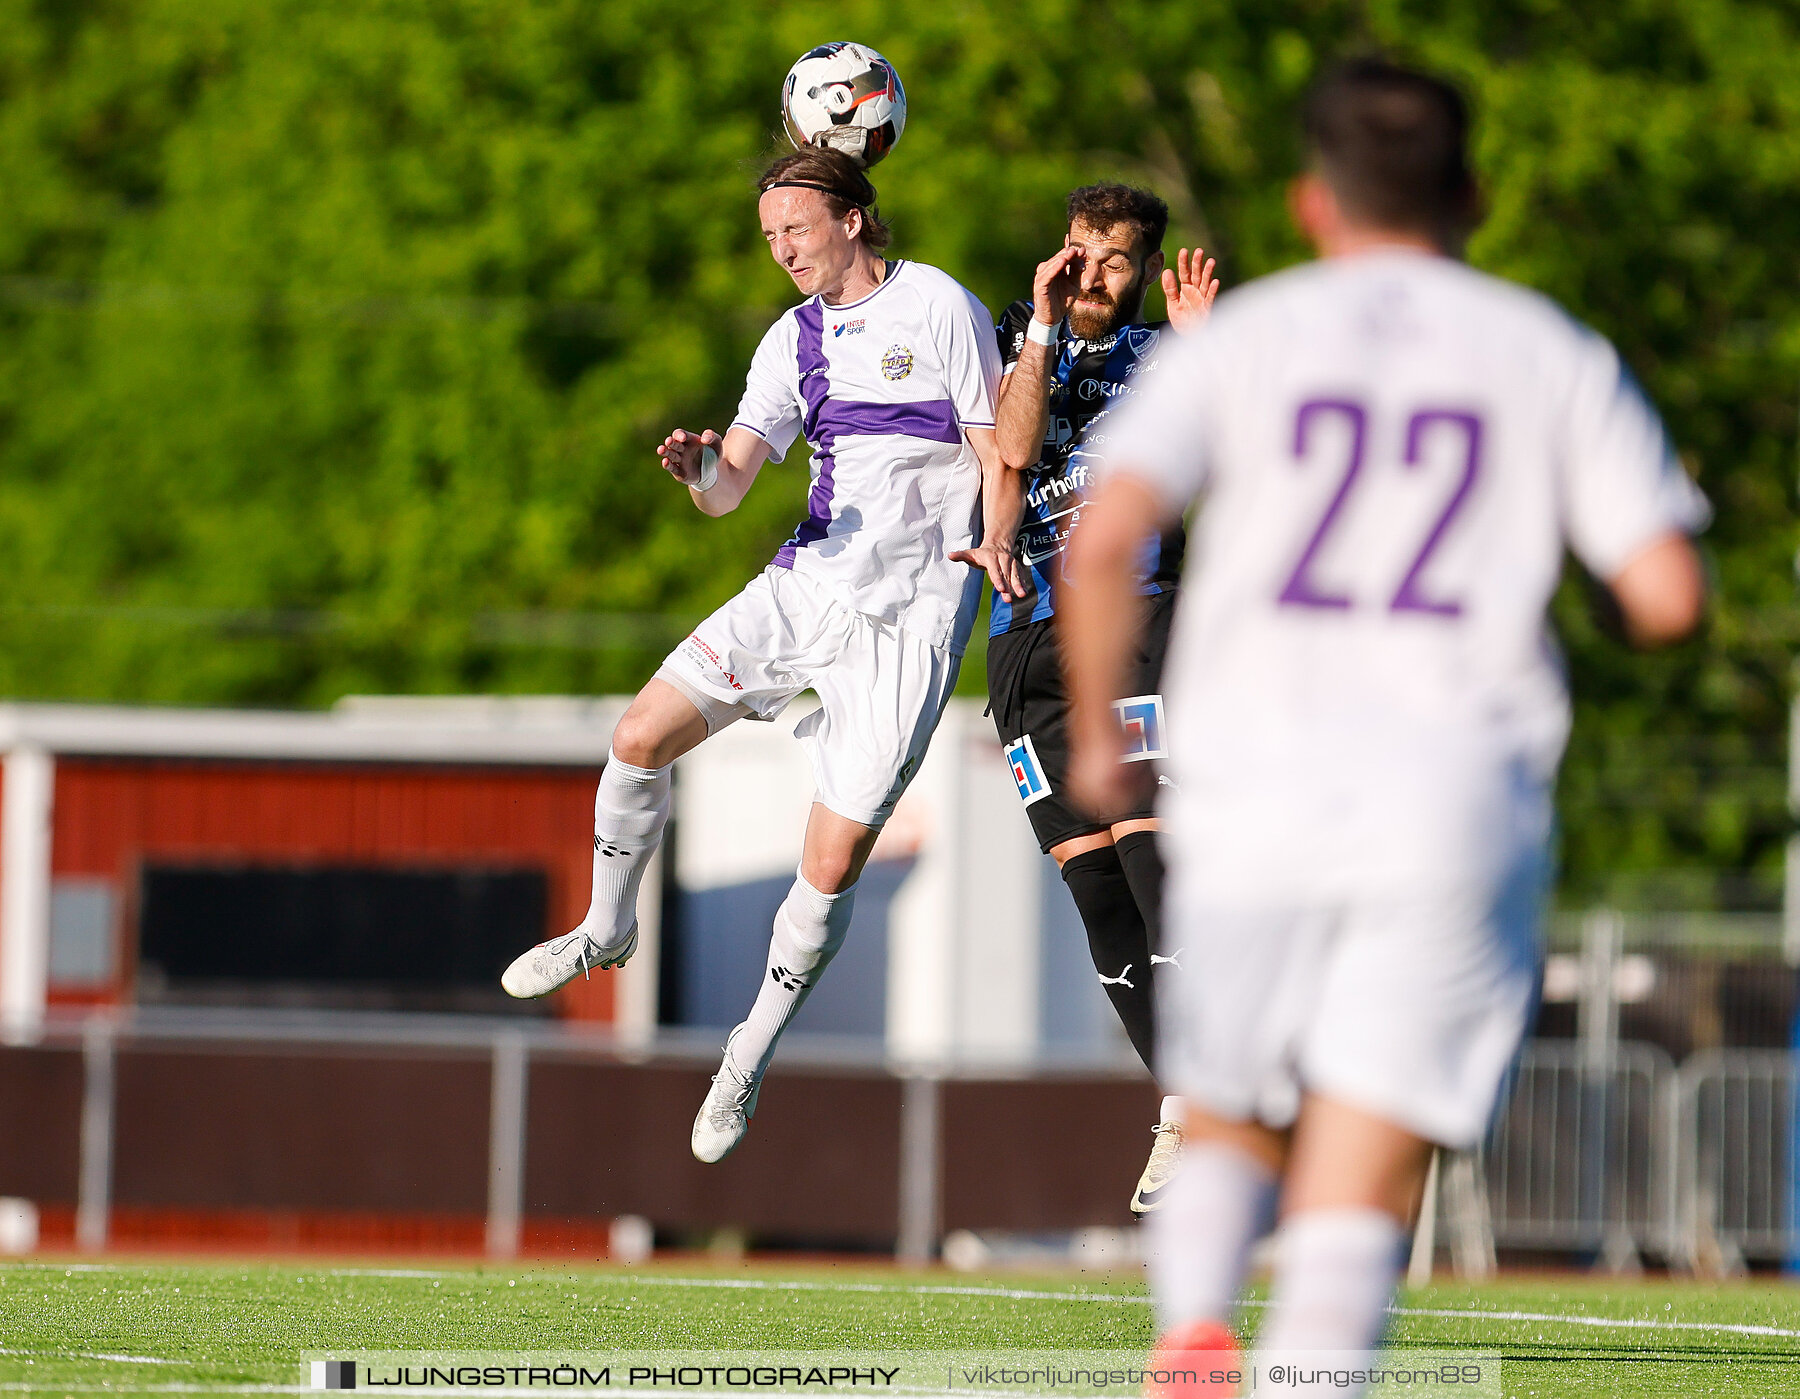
1676, 1048, 1792, 1272
1415, 1039, 1795, 1277
1484, 1039, 1679, 1264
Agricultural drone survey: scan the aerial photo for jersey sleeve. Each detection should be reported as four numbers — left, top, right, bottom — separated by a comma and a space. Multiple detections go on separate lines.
729, 318, 803, 463
996, 300, 1034, 376
940, 286, 1003, 428
1560, 330, 1710, 579
1092, 320, 1221, 512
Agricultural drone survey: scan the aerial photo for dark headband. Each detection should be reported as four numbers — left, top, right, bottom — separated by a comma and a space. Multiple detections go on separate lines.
761, 179, 870, 208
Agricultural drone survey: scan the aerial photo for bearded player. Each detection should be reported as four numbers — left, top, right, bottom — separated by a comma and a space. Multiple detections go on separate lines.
1064, 61, 1706, 1395
502, 147, 1021, 1164
988, 184, 1217, 1214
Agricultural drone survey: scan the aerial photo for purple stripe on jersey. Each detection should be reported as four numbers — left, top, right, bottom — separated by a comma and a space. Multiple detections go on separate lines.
774, 300, 836, 569
814, 397, 962, 445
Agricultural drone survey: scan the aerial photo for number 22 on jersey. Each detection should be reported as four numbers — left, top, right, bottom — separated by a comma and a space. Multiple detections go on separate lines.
1277, 398, 1482, 617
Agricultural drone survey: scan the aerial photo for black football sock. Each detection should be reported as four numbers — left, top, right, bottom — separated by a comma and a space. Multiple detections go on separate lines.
1060, 846, 1156, 1073
1113, 829, 1166, 955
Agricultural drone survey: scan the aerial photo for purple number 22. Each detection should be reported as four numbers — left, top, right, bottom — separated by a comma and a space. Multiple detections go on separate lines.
1278, 399, 1481, 617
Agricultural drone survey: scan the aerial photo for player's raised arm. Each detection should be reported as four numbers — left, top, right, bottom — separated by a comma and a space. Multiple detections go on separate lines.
994, 246, 1079, 471
948, 426, 1027, 601
657, 425, 772, 518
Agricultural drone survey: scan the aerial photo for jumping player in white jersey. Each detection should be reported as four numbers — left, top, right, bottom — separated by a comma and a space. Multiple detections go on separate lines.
501, 147, 1020, 1164
1060, 60, 1707, 1396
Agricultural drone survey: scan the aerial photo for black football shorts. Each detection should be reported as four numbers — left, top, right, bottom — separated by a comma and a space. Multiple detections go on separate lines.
986, 589, 1177, 853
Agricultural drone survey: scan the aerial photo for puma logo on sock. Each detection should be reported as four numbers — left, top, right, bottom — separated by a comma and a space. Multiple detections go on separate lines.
595, 838, 628, 857
1098, 965, 1135, 989
769, 964, 808, 992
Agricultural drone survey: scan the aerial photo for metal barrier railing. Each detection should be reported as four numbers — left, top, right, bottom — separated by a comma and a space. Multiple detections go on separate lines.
1676, 1048, 1793, 1272
1484, 1039, 1679, 1264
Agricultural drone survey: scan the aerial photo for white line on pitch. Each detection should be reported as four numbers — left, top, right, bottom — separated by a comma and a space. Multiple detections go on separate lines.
1390, 1303, 1800, 1340
327, 1269, 1800, 1338
29, 1263, 1800, 1346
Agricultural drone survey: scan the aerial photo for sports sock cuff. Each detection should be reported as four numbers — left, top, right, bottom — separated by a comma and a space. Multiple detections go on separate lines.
1160, 1095, 1185, 1124
603, 748, 671, 784
1059, 845, 1126, 878
792, 868, 856, 908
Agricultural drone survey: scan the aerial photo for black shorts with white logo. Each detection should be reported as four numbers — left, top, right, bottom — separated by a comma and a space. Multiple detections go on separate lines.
986, 589, 1178, 853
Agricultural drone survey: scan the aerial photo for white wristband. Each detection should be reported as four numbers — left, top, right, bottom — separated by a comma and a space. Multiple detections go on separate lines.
693, 446, 718, 493
1025, 318, 1058, 348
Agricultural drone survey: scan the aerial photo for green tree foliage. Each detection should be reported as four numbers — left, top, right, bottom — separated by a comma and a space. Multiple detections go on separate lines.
0, 0, 1793, 903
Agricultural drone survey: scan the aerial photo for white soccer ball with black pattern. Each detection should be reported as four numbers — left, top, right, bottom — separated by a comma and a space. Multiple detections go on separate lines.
781, 42, 906, 169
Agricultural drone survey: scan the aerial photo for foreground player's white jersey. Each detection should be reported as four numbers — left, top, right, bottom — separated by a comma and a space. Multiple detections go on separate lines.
1104, 250, 1708, 902
731, 260, 1002, 653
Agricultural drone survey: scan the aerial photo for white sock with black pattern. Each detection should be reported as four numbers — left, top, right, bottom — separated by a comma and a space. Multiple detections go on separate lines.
728, 873, 856, 1079
572, 749, 671, 947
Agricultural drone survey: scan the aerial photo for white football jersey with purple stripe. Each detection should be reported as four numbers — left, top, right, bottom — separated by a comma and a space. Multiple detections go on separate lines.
1102, 250, 1710, 902
731, 260, 1002, 654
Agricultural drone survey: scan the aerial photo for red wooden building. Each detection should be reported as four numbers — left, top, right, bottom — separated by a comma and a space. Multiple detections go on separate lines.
0, 697, 643, 1037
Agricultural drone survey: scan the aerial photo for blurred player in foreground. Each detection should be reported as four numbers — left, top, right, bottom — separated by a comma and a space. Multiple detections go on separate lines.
987, 184, 1217, 1214
502, 147, 1021, 1164
1061, 59, 1707, 1396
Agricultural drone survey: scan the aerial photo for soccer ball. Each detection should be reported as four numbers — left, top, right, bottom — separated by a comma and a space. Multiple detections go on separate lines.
781, 42, 906, 168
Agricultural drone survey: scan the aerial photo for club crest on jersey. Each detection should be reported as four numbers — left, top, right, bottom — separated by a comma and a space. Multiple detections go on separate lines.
1113, 694, 1166, 762
881, 344, 914, 380
833, 318, 866, 337
1004, 734, 1053, 806
1123, 325, 1159, 359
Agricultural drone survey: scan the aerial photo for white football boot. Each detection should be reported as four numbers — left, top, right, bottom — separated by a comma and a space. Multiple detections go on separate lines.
691, 1029, 762, 1164
1130, 1112, 1186, 1216
500, 923, 637, 999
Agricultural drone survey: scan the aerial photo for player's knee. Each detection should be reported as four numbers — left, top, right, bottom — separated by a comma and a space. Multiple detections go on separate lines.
611, 705, 674, 769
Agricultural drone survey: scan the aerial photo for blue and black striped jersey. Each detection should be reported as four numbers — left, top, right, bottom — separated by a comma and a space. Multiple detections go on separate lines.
988, 299, 1188, 636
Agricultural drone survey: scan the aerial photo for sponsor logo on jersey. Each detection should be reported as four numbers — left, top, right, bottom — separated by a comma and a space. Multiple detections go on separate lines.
1078, 376, 1134, 402
1113, 694, 1167, 762
1025, 460, 1089, 510
881, 343, 914, 380
833, 318, 866, 337
1004, 734, 1053, 806
1019, 518, 1074, 566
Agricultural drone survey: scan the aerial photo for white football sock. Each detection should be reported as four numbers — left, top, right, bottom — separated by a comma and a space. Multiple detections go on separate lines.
572, 749, 671, 947
1254, 1207, 1406, 1394
1147, 1140, 1278, 1330
727, 872, 855, 1079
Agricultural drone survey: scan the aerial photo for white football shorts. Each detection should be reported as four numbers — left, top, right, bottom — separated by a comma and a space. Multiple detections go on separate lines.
1157, 842, 1547, 1150
654, 565, 961, 829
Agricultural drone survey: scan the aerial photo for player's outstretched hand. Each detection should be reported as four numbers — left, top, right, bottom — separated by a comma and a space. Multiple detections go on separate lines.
658, 427, 721, 486
950, 538, 1028, 602
1031, 245, 1081, 330
1163, 248, 1219, 333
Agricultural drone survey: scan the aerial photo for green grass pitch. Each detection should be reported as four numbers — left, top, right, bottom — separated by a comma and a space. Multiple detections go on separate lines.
1, 1257, 1798, 1396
